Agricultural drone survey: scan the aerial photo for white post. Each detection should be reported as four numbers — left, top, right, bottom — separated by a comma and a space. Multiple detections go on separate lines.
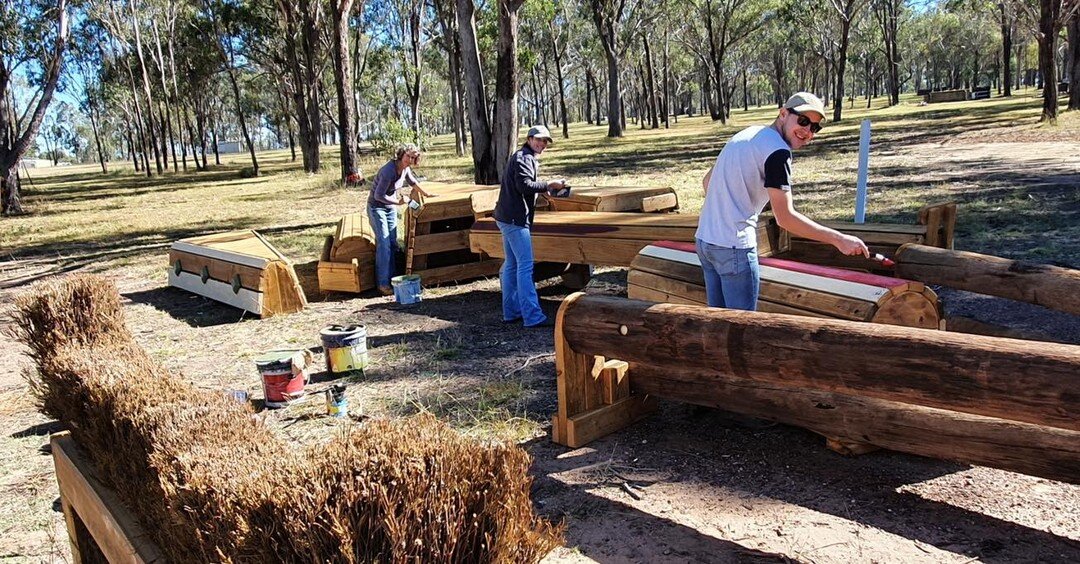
854, 119, 871, 224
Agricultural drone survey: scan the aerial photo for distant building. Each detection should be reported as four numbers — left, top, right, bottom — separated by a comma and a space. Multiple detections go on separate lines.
216, 141, 243, 154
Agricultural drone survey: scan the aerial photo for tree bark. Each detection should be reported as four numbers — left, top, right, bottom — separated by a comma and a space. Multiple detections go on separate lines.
492, 0, 524, 180
1037, 0, 1061, 123
456, 0, 498, 183
331, 0, 359, 182
832, 0, 863, 122
643, 34, 659, 129
590, 0, 624, 137
551, 29, 570, 138
560, 295, 1080, 432
204, 0, 258, 175
1067, 10, 1080, 110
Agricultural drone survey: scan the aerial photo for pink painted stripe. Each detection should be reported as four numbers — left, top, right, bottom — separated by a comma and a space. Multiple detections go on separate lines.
650, 240, 910, 289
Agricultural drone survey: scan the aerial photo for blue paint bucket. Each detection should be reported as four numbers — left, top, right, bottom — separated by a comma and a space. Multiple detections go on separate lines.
391, 274, 422, 305
319, 324, 367, 375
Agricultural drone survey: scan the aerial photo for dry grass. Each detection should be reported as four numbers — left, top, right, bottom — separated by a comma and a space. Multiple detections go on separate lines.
10, 274, 562, 561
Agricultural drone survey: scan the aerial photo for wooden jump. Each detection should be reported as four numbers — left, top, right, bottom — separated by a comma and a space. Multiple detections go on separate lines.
470, 212, 788, 267
551, 293, 1080, 483
317, 213, 376, 294
405, 181, 503, 285
896, 244, 1080, 317
628, 241, 941, 329
168, 230, 306, 317
780, 202, 956, 272
52, 432, 165, 562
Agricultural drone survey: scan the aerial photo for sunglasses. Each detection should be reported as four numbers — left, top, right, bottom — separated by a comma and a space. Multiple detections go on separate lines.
788, 108, 823, 134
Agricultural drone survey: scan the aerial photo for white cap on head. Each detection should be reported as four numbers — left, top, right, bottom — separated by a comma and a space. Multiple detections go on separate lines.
783, 92, 826, 121
527, 124, 554, 143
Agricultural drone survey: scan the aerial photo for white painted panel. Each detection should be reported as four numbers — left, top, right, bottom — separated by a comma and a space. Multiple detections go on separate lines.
168, 270, 264, 315
641, 244, 886, 303
170, 241, 270, 270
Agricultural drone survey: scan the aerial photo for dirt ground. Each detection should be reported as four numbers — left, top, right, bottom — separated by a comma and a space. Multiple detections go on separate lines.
1, 141, 1079, 563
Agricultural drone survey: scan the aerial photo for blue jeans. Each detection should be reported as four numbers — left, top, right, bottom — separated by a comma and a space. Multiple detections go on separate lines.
497, 220, 546, 326
368, 205, 398, 288
695, 239, 759, 310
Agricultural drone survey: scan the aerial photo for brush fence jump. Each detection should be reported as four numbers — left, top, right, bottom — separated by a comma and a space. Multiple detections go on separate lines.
52, 432, 165, 562
629, 241, 942, 329
550, 293, 1080, 483
895, 243, 1080, 317
470, 212, 788, 268
168, 230, 307, 317
541, 185, 679, 213
405, 181, 503, 285
318, 213, 376, 294
781, 202, 956, 273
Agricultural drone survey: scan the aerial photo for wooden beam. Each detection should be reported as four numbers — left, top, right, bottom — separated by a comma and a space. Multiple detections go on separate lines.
52, 432, 166, 562
558, 294, 1080, 431
896, 244, 1080, 317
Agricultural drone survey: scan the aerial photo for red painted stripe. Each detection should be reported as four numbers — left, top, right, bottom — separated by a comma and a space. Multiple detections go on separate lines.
650, 240, 909, 289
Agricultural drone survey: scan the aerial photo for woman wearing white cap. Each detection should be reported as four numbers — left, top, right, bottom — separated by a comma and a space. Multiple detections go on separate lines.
695, 92, 869, 311
491, 125, 567, 328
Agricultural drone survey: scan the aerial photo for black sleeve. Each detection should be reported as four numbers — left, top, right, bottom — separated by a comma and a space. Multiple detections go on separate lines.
763, 149, 792, 191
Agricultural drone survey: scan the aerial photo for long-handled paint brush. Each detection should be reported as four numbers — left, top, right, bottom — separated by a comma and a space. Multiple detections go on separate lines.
872, 253, 895, 267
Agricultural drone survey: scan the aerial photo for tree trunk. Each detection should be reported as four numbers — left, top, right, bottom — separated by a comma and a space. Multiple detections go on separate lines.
492, 0, 524, 180
1001, 4, 1013, 97
643, 34, 659, 129
1037, 0, 1061, 123
1068, 10, 1080, 110
128, 0, 163, 175
833, 5, 856, 122
456, 0, 498, 183
585, 68, 594, 124
551, 31, 569, 138
332, 0, 359, 182
590, 0, 624, 137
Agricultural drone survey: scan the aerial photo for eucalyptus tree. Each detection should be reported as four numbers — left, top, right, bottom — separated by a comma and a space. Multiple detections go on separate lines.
588, 0, 655, 137
456, 0, 529, 183
432, 0, 467, 154
1068, 9, 1078, 109
331, 0, 363, 181
1, 0, 69, 214
828, 0, 867, 121
695, 0, 775, 123
873, 0, 904, 104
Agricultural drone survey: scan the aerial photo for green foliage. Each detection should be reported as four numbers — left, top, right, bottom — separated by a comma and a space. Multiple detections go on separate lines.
370, 118, 425, 157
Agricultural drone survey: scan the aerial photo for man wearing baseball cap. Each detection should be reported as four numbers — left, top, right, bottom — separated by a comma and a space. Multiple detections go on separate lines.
695, 92, 869, 310
492, 124, 567, 328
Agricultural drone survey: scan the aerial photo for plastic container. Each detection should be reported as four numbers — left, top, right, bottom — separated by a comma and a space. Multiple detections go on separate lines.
391, 274, 422, 305
320, 324, 367, 375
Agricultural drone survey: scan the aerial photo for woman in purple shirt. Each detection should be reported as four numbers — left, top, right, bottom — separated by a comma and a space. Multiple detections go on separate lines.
367, 143, 434, 295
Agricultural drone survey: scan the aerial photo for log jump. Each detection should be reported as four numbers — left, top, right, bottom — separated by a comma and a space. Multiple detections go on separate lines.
895, 243, 1080, 317
551, 293, 1080, 483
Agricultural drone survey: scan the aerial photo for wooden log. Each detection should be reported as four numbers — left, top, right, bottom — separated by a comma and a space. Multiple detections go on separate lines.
543, 185, 679, 213
895, 244, 1080, 317
558, 294, 1080, 431
918, 202, 957, 249
52, 432, 165, 562
330, 213, 376, 262
626, 363, 1080, 483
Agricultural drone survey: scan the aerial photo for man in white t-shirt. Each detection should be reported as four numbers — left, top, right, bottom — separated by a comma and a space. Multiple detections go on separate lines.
695, 92, 869, 310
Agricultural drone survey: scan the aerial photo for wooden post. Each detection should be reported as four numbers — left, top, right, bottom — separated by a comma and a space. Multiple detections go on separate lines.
551, 293, 655, 447
896, 244, 1080, 317
559, 295, 1080, 432
51, 432, 165, 562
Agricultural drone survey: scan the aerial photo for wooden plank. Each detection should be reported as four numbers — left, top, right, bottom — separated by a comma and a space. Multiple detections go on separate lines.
412, 230, 471, 255
318, 260, 374, 293
411, 259, 502, 285
640, 193, 678, 212
168, 249, 265, 292
564, 394, 659, 448
553, 292, 596, 446
600, 359, 630, 405
259, 261, 307, 317
626, 283, 707, 306
169, 269, 263, 314
170, 240, 269, 270
51, 432, 166, 563
559, 295, 1080, 431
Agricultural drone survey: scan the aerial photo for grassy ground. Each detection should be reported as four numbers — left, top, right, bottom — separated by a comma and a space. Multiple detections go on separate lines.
1, 90, 1078, 562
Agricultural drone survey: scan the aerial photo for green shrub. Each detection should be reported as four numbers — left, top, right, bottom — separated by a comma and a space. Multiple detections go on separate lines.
370, 119, 425, 158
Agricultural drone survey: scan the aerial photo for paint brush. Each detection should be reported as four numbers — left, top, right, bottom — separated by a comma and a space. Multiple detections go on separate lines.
872, 253, 895, 267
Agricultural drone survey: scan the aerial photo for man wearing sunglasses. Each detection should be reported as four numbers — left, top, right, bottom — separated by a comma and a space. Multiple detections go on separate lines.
695, 91, 869, 311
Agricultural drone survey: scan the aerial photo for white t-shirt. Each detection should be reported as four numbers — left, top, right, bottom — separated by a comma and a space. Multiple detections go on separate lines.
695, 125, 793, 249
